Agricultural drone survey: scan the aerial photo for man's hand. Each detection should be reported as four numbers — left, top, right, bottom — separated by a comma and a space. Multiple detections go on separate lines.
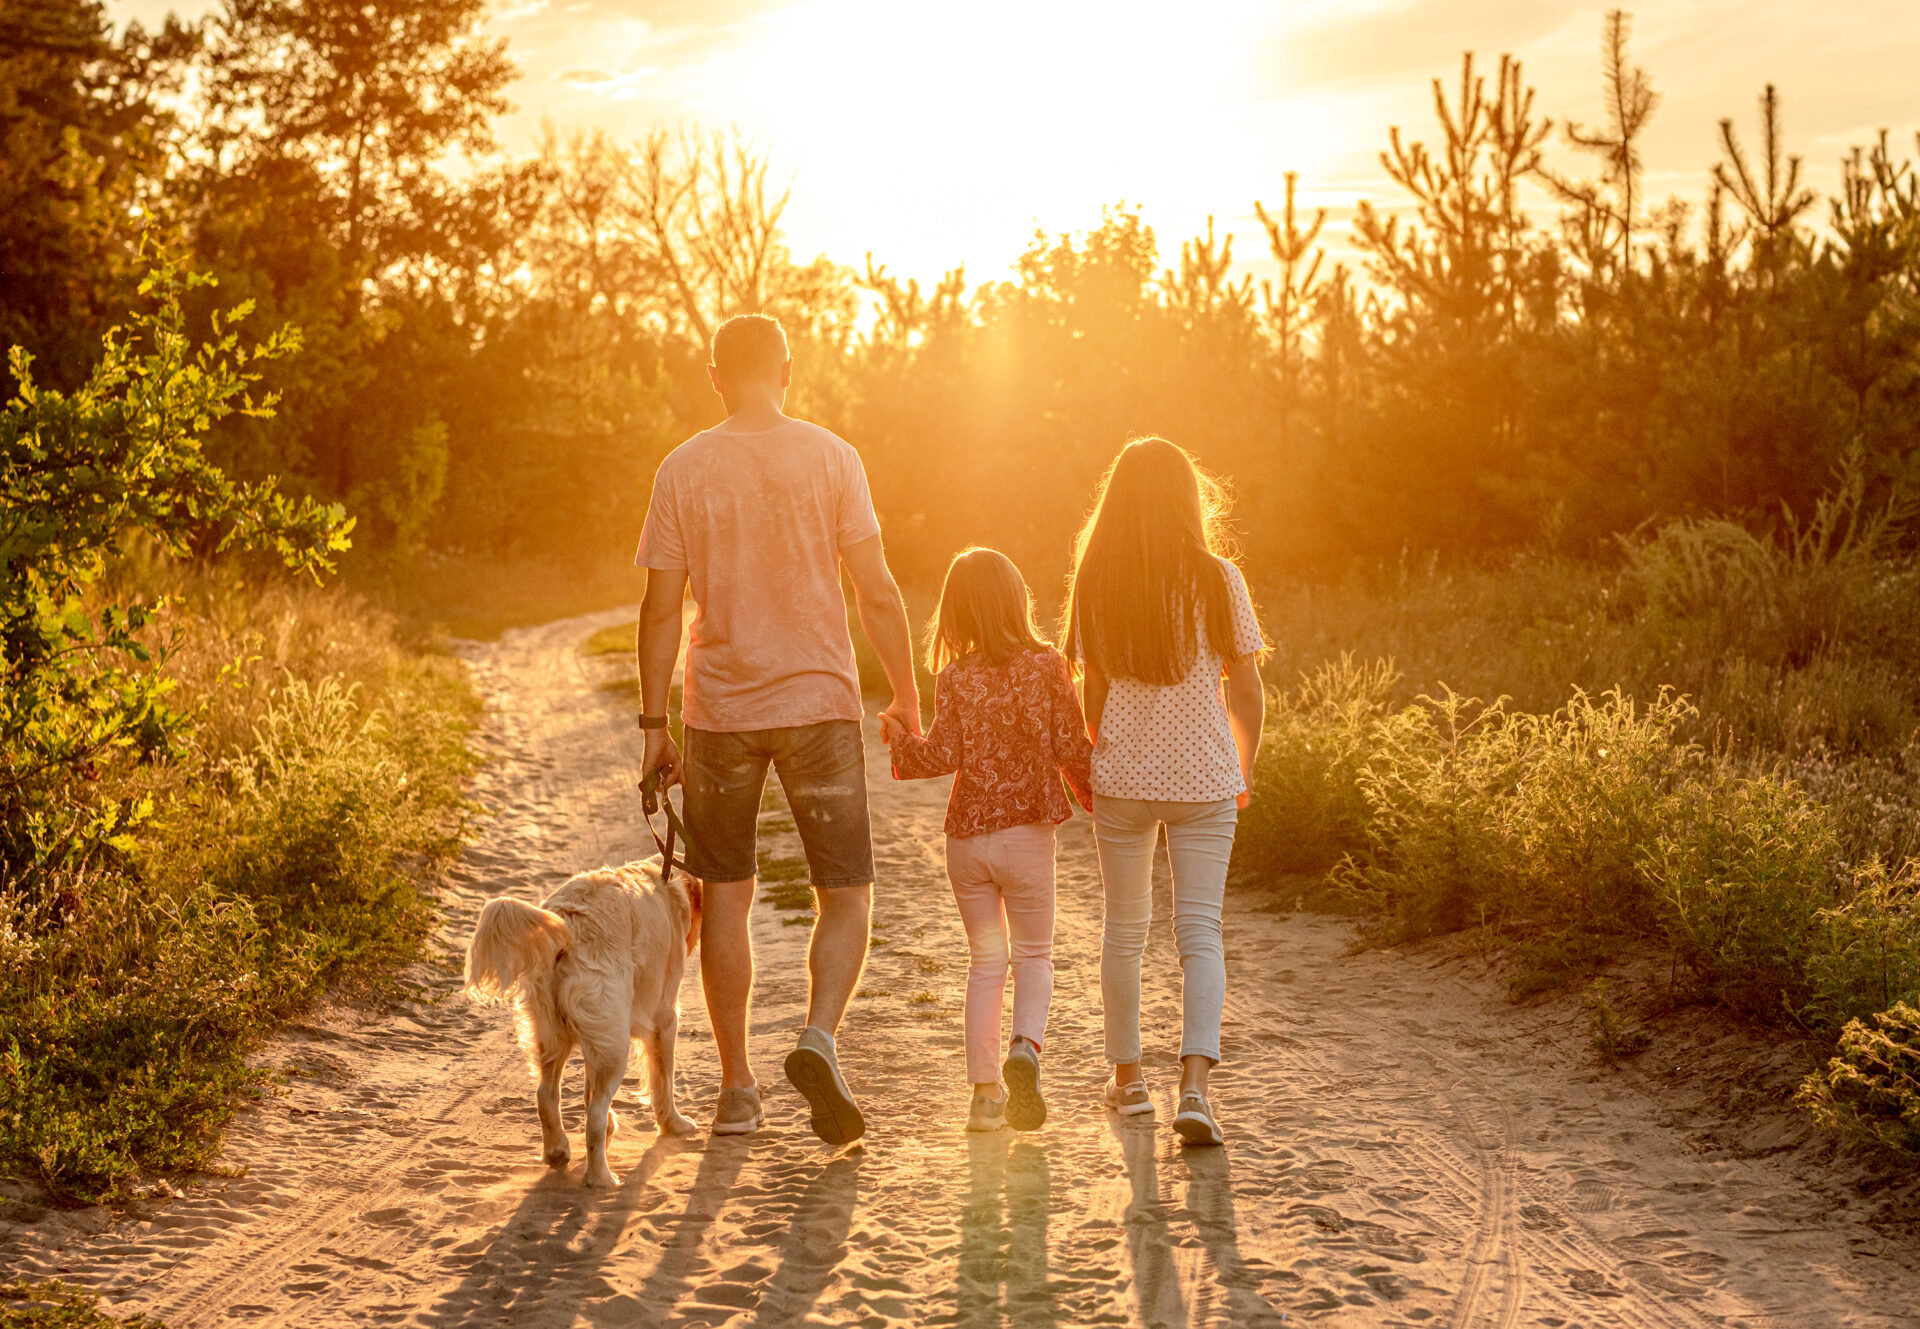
643, 728, 683, 788
878, 713, 907, 746
878, 693, 921, 740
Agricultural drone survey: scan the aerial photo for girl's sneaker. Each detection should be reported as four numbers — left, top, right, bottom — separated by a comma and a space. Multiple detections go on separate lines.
1103, 1073, 1155, 1117
967, 1088, 1008, 1132
1173, 1090, 1224, 1147
1002, 1040, 1047, 1131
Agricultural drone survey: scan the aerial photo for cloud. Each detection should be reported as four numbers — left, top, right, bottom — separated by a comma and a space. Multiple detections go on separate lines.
556, 66, 659, 99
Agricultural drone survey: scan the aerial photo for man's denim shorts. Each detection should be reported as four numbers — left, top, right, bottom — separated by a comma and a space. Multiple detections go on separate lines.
682, 719, 874, 888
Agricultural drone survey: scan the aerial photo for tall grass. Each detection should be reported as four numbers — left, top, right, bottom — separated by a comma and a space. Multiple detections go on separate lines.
1237, 481, 1920, 1160
0, 574, 475, 1202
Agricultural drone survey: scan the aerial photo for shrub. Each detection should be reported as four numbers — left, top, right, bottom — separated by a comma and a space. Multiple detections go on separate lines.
0, 882, 273, 1196
0, 583, 475, 1203
1231, 465, 1920, 1160
1336, 687, 1519, 937
1584, 978, 1652, 1065
1496, 689, 1698, 935
1784, 739, 1920, 876
1617, 458, 1918, 672
1652, 773, 1841, 1022
0, 252, 349, 880
199, 673, 470, 980
1334, 684, 1697, 944
1249, 660, 1920, 1039
1798, 1003, 1920, 1161
1803, 860, 1920, 1035
1233, 654, 1395, 880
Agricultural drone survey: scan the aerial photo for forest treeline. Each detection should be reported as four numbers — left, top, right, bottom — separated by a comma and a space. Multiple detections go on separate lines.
8, 0, 1919, 597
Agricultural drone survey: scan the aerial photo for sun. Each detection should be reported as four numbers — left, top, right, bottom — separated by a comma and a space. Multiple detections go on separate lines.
677, 0, 1343, 281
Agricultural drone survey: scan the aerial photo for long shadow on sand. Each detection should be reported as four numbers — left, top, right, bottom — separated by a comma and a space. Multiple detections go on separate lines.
612, 1130, 754, 1323
1179, 1144, 1289, 1326
1113, 1116, 1186, 1329
1112, 1115, 1287, 1328
954, 1133, 1058, 1327
616, 1134, 862, 1325
419, 1130, 699, 1327
742, 1150, 864, 1326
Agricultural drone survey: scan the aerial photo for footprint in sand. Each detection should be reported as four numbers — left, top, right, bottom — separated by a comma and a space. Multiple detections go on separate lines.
1572, 1178, 1617, 1212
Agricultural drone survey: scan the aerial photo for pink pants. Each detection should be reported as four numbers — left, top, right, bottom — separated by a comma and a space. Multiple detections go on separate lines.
944, 822, 1057, 1085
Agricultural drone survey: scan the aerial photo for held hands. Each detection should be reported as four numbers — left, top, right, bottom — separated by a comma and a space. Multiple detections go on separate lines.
877, 693, 921, 747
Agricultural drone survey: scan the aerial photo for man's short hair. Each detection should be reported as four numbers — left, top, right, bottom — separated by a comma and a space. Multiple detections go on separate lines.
710, 314, 789, 385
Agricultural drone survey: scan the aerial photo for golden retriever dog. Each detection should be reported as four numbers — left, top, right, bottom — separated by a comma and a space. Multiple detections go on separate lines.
465, 860, 703, 1187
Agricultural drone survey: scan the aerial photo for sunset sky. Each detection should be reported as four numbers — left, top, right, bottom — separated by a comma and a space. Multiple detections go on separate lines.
117, 0, 1920, 285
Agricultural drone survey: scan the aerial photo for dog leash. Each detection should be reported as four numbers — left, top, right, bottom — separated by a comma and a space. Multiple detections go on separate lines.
638, 769, 694, 876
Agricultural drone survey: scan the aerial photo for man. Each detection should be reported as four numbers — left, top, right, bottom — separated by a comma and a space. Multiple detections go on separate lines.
634, 313, 921, 1145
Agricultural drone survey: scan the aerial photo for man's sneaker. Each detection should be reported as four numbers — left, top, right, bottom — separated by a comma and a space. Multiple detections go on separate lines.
967, 1088, 1008, 1132
1173, 1090, 1224, 1147
1103, 1073, 1154, 1117
1002, 1040, 1047, 1132
784, 1027, 867, 1146
711, 1085, 764, 1136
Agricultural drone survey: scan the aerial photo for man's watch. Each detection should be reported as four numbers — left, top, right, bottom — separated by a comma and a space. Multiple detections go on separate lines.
637, 714, 670, 730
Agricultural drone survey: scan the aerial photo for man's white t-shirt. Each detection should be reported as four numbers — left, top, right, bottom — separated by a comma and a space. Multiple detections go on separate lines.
635, 418, 881, 733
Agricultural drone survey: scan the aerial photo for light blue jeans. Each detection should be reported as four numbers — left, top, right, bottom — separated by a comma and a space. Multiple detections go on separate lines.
1093, 794, 1238, 1066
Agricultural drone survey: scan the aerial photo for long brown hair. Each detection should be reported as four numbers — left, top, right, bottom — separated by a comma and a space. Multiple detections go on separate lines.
925, 547, 1050, 672
1062, 437, 1246, 685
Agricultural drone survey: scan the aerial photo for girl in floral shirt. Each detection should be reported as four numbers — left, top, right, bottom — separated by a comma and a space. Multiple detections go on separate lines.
881, 547, 1094, 1132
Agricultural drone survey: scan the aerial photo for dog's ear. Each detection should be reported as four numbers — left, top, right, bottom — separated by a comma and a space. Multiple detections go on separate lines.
682, 874, 703, 955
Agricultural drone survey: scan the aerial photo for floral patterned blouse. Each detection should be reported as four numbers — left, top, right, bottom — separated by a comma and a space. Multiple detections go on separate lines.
889, 648, 1095, 838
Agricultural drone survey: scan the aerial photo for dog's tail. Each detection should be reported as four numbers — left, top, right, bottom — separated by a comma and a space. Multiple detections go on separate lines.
465, 896, 571, 1006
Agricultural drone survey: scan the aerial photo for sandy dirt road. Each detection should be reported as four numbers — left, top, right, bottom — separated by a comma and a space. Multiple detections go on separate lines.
6, 607, 1917, 1327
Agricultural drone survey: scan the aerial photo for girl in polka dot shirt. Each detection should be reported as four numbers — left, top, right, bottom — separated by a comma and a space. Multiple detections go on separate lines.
1062, 437, 1267, 1146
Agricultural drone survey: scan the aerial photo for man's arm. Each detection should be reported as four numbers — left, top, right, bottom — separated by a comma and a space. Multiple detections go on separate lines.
839, 533, 922, 736
638, 566, 689, 783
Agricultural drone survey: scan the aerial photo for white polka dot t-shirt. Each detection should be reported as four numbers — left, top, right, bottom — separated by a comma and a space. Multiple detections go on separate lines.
1088, 557, 1265, 802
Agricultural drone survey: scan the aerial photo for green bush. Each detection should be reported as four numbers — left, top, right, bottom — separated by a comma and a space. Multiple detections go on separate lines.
1496, 689, 1698, 936
203, 673, 470, 979
1653, 773, 1842, 1022
1803, 861, 1920, 1035
1233, 462, 1920, 1157
1238, 643, 1920, 1021
0, 584, 475, 1202
1336, 687, 1519, 937
0, 251, 349, 880
1798, 1003, 1920, 1161
1233, 654, 1394, 880
0, 254, 471, 1203
0, 884, 272, 1196
1333, 684, 1697, 945
1617, 463, 1918, 673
